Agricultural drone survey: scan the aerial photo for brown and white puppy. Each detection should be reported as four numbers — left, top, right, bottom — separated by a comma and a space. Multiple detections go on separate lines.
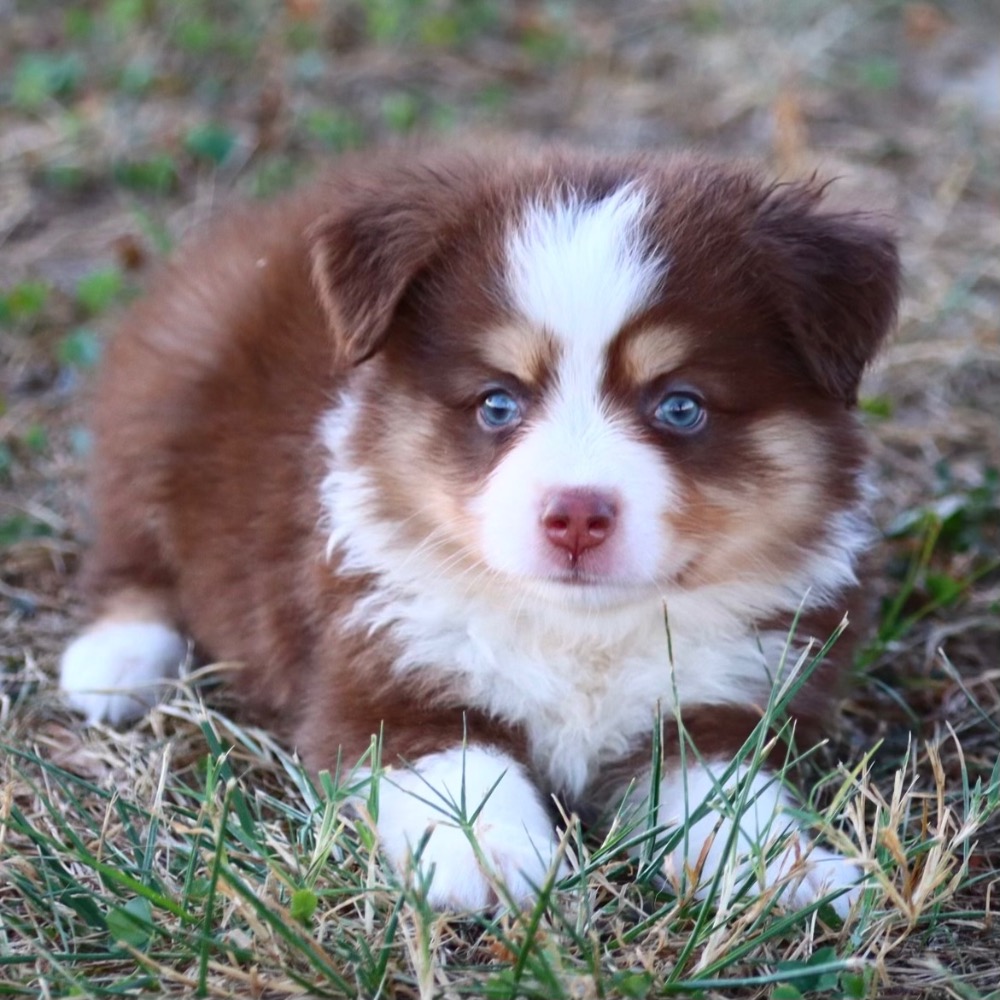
60, 145, 898, 912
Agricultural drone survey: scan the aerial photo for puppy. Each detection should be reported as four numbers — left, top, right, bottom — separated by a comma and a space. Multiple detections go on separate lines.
60, 145, 898, 912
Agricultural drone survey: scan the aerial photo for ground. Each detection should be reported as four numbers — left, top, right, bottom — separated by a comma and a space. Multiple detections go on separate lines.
1, 2, 998, 998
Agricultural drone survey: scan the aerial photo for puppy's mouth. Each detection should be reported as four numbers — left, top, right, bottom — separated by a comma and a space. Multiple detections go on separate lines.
539, 547, 637, 588
522, 532, 658, 592
531, 568, 656, 603
547, 566, 609, 585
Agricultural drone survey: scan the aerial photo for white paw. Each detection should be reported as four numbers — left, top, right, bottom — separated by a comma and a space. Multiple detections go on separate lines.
375, 746, 564, 910
762, 840, 861, 917
59, 621, 187, 725
656, 760, 861, 917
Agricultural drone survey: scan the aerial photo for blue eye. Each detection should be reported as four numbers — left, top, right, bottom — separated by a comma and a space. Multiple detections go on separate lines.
654, 392, 705, 431
479, 390, 521, 429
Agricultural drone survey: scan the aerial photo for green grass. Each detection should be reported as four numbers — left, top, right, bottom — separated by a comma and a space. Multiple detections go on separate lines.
3, 617, 997, 998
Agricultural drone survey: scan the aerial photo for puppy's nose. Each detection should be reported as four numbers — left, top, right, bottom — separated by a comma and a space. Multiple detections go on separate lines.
541, 489, 618, 564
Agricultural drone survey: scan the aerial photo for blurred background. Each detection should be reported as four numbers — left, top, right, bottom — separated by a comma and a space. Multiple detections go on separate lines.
1, 7, 999, 994
1, 0, 998, 769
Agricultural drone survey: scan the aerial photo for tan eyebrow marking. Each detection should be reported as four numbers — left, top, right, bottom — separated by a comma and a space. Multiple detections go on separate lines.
615, 324, 693, 385
480, 323, 560, 387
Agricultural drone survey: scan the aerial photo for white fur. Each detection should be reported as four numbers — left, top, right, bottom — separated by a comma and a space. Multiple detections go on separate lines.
650, 760, 859, 916
482, 187, 677, 584
375, 745, 563, 909
59, 621, 186, 725
474, 408, 682, 585
507, 185, 664, 355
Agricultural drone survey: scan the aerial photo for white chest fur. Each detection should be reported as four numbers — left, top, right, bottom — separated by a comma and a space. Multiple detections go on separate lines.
337, 564, 786, 797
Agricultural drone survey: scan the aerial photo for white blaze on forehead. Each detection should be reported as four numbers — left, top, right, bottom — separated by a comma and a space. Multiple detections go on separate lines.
473, 185, 678, 587
507, 184, 664, 353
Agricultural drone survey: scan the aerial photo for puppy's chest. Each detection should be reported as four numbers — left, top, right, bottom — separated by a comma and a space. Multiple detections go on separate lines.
358, 588, 775, 796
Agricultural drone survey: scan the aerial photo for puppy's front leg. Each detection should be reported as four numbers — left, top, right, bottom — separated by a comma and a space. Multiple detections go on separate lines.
375, 744, 564, 910
648, 760, 860, 916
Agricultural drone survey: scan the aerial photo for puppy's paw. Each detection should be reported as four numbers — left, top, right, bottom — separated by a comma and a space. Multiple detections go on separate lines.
389, 813, 562, 910
762, 839, 861, 917
375, 745, 564, 910
657, 760, 861, 917
59, 621, 187, 725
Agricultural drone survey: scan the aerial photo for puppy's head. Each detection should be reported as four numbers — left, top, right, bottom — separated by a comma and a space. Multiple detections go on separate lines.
312, 150, 899, 608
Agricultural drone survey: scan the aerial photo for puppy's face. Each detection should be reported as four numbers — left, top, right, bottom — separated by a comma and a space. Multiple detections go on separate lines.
313, 153, 898, 607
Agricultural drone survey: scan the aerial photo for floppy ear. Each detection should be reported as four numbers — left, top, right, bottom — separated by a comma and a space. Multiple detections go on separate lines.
754, 182, 900, 403
309, 184, 442, 365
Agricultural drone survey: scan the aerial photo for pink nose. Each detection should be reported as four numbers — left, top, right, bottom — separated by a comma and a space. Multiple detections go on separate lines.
541, 489, 618, 565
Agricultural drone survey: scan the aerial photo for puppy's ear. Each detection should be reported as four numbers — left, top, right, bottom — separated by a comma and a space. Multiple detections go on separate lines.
754, 182, 900, 403
309, 186, 440, 365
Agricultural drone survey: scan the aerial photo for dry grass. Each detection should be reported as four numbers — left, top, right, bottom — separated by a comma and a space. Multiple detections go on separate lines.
2, 1, 999, 997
